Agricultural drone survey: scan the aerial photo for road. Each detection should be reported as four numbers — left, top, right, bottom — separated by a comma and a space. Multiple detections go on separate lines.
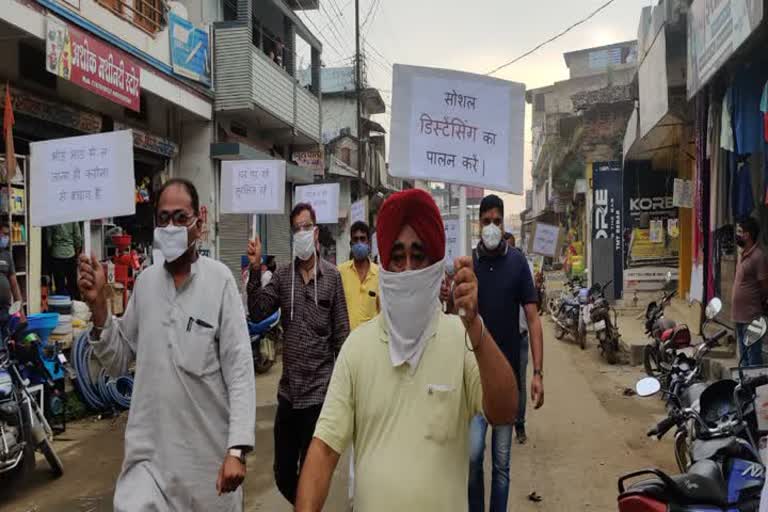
1, 319, 676, 512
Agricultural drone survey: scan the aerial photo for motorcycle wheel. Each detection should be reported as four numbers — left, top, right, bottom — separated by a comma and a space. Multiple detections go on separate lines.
643, 345, 663, 377
39, 438, 63, 477
604, 338, 618, 365
554, 324, 565, 340
674, 432, 690, 473
578, 329, 587, 350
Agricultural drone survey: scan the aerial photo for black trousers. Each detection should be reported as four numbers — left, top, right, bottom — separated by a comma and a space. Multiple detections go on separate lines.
51, 257, 79, 300
273, 396, 323, 504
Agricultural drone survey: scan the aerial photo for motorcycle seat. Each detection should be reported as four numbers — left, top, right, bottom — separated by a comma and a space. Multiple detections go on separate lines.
624, 460, 727, 506
248, 309, 281, 336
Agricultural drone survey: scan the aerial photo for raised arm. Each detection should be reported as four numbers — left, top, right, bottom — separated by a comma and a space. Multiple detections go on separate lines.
79, 254, 138, 377
452, 256, 518, 425
246, 236, 280, 322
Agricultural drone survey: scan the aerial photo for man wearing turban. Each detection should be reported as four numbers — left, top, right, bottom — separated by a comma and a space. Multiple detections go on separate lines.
295, 189, 519, 511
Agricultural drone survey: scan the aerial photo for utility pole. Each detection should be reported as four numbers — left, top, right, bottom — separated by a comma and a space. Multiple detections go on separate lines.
354, 0, 363, 199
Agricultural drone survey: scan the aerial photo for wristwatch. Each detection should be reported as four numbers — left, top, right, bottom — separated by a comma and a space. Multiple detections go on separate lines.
227, 448, 247, 465
533, 369, 543, 377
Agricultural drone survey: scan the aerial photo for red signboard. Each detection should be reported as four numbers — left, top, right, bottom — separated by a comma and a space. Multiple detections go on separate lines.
45, 16, 141, 111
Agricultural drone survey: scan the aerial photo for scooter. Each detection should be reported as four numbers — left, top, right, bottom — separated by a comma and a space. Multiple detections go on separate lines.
248, 309, 281, 375
0, 303, 64, 478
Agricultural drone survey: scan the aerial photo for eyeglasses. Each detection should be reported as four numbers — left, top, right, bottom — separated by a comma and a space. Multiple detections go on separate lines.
481, 218, 502, 226
157, 210, 197, 228
291, 222, 315, 234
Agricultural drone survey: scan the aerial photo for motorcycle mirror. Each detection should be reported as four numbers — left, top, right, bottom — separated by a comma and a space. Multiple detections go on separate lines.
705, 298, 722, 320
744, 316, 768, 347
636, 377, 662, 397
9, 301, 21, 316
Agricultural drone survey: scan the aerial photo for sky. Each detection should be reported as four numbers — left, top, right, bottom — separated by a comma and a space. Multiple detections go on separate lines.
299, 0, 645, 215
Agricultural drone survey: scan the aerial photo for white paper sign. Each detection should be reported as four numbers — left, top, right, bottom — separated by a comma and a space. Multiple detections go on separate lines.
30, 130, 135, 227
295, 183, 340, 224
672, 178, 693, 208
220, 160, 286, 214
389, 64, 525, 193
532, 223, 559, 258
350, 199, 367, 225
444, 217, 461, 262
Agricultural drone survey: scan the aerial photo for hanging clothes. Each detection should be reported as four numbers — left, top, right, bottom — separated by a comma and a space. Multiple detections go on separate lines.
721, 88, 736, 152
731, 64, 767, 156
760, 80, 768, 143
734, 159, 755, 219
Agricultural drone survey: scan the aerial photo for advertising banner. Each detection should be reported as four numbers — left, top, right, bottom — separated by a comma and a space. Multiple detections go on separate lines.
169, 12, 211, 86
592, 161, 623, 299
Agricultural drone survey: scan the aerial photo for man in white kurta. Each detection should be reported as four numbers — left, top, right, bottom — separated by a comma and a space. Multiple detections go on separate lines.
82, 179, 256, 511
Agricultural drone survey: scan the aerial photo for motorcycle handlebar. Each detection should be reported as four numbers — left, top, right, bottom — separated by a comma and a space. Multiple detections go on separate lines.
743, 374, 768, 392
647, 414, 678, 439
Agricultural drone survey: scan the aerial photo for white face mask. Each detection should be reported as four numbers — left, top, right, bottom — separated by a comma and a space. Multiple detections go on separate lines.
154, 224, 195, 263
482, 223, 502, 250
379, 258, 444, 370
293, 229, 316, 261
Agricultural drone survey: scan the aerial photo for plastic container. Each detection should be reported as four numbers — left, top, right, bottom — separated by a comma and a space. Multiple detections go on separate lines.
48, 295, 72, 315
25, 313, 60, 344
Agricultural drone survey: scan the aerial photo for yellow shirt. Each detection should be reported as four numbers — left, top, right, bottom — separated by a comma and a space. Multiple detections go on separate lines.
313, 313, 483, 512
338, 260, 380, 330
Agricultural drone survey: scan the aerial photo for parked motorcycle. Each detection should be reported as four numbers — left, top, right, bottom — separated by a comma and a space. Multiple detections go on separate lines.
553, 280, 588, 349
548, 276, 583, 319
0, 303, 64, 478
617, 307, 768, 510
249, 309, 281, 375
589, 280, 621, 364
642, 287, 683, 380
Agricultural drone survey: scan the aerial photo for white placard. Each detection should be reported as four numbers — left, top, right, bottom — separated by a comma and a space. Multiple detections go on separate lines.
295, 183, 340, 224
444, 217, 461, 262
30, 130, 135, 227
672, 178, 693, 208
350, 199, 367, 225
389, 64, 525, 193
220, 160, 286, 214
531, 223, 559, 258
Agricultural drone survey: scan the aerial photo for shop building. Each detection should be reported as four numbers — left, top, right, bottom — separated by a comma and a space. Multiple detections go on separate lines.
0, 0, 215, 313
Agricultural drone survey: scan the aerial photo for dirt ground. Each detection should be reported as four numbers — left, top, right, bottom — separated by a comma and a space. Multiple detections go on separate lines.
0, 319, 676, 512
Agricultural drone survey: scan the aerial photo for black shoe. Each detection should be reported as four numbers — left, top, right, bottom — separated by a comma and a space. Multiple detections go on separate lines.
516, 426, 527, 444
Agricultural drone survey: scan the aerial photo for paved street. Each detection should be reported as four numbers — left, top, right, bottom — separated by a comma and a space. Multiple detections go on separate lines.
1, 319, 677, 512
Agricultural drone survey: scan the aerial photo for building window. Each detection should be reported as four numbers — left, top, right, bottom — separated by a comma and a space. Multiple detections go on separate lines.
96, 0, 167, 34
534, 94, 545, 112
340, 147, 351, 166
223, 0, 237, 21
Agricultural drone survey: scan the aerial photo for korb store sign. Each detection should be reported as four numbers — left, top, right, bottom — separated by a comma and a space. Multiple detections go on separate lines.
45, 16, 141, 111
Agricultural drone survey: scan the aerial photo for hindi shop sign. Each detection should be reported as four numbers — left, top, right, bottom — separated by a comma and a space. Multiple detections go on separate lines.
45, 16, 141, 111
220, 160, 286, 215
687, 0, 763, 98
531, 223, 559, 258
30, 130, 136, 227
350, 199, 367, 225
295, 183, 340, 224
389, 65, 525, 193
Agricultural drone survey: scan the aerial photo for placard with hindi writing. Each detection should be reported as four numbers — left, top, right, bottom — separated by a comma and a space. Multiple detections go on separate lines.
295, 183, 340, 224
220, 160, 286, 214
30, 130, 135, 227
389, 65, 525, 194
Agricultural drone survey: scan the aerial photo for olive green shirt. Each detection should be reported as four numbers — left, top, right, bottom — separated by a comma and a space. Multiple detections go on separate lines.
46, 223, 82, 259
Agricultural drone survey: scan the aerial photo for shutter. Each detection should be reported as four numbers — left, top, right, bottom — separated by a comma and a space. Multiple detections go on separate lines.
219, 213, 249, 291
267, 185, 292, 264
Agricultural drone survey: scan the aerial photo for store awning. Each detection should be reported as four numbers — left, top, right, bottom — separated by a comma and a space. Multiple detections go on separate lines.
328, 156, 358, 178
210, 142, 314, 184
623, 109, 686, 164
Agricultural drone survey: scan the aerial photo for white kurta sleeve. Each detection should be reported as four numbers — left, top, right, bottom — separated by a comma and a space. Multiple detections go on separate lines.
90, 281, 140, 378
219, 276, 257, 450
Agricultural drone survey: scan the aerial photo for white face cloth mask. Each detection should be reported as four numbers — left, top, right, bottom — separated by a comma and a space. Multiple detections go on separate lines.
154, 224, 195, 263
293, 229, 316, 261
379, 258, 444, 370
481, 223, 502, 250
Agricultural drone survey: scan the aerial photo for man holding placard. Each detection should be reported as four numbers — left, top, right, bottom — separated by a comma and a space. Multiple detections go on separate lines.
246, 202, 350, 505
79, 179, 256, 511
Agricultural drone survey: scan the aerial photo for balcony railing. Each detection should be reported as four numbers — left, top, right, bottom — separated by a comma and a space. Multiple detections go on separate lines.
96, 0, 167, 34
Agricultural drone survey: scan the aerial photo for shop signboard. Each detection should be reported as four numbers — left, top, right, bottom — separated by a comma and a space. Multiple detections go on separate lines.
389, 64, 525, 193
114, 122, 178, 158
294, 183, 340, 224
673, 178, 694, 208
531, 222, 559, 258
169, 13, 211, 87
350, 199, 367, 225
220, 160, 286, 215
45, 16, 141, 111
293, 150, 324, 176
687, 0, 764, 98
30, 130, 135, 227
592, 161, 623, 299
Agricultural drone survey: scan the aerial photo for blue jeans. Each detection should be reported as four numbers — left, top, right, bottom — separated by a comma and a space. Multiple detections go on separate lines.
468, 415, 512, 512
517, 333, 529, 428
737, 323, 764, 367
